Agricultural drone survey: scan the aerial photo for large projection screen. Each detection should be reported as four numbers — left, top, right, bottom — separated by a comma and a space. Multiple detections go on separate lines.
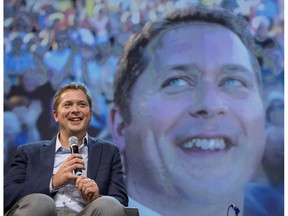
4, 1, 284, 215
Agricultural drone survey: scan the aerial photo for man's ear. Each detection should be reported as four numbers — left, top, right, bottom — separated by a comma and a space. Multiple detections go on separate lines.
53, 110, 59, 123
108, 105, 126, 153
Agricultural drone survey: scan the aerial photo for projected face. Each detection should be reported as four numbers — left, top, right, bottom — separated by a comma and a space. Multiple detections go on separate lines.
122, 23, 266, 203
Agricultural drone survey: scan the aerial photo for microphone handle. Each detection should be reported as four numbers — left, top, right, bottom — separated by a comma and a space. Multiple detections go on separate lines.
74, 169, 82, 176
70, 145, 82, 176
71, 145, 79, 154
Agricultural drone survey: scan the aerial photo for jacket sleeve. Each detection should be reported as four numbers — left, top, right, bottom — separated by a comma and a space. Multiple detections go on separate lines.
91, 141, 128, 206
4, 144, 54, 213
106, 146, 129, 206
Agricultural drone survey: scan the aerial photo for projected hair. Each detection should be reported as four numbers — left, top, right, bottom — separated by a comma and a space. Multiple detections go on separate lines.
113, 6, 261, 123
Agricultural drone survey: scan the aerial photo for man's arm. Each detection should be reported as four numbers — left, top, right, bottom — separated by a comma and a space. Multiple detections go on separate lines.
91, 142, 128, 206
107, 146, 129, 206
4, 145, 53, 213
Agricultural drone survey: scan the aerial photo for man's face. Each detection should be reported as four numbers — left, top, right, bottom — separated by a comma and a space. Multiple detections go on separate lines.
120, 23, 265, 201
54, 89, 92, 139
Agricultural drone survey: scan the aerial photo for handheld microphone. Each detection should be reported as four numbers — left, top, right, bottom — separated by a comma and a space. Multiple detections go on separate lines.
68, 136, 82, 176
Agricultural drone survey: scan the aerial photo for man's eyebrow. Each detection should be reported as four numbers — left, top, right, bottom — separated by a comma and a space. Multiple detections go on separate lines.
79, 100, 88, 104
150, 64, 201, 85
222, 64, 254, 75
156, 64, 201, 76
156, 64, 254, 77
168, 64, 191, 71
63, 100, 72, 104
62, 100, 88, 104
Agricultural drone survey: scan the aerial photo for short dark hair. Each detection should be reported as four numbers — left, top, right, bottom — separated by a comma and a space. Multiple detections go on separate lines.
113, 6, 261, 123
53, 82, 92, 112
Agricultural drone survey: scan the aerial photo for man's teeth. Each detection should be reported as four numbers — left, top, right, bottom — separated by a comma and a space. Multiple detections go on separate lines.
71, 118, 81, 121
182, 139, 226, 150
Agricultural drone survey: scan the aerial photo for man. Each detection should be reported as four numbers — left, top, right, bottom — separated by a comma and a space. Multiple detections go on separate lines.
5, 82, 128, 216
109, 6, 283, 216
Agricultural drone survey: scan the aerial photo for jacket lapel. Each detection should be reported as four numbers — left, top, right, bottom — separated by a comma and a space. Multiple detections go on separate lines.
39, 136, 102, 178
87, 137, 102, 179
40, 137, 56, 175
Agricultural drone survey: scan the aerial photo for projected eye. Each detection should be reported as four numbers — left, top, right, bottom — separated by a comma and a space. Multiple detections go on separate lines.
161, 77, 189, 88
220, 78, 247, 87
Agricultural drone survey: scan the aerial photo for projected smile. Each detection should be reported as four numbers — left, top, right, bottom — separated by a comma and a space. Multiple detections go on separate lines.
180, 138, 230, 151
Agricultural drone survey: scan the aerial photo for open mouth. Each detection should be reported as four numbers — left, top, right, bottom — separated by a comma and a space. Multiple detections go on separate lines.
179, 138, 232, 151
69, 117, 82, 122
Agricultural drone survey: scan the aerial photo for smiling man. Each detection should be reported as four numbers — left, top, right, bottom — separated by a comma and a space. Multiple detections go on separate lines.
4, 82, 128, 216
110, 6, 283, 216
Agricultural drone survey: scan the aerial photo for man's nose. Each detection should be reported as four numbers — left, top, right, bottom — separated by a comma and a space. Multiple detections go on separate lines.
71, 104, 80, 113
189, 84, 227, 118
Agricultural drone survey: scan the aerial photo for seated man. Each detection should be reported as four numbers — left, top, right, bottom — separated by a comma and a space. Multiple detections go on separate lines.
5, 82, 128, 216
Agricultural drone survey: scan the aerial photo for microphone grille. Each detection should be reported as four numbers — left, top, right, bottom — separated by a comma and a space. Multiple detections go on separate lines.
68, 136, 78, 146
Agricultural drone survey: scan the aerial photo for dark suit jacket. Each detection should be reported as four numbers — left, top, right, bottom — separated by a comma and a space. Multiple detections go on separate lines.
4, 136, 128, 213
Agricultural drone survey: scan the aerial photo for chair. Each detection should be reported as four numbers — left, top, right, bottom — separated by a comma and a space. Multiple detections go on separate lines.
124, 207, 139, 216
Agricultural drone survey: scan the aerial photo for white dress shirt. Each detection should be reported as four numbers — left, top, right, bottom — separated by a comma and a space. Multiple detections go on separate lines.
50, 133, 89, 212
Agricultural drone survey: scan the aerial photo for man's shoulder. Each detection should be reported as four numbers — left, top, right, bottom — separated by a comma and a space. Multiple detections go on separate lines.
89, 137, 119, 150
18, 139, 55, 150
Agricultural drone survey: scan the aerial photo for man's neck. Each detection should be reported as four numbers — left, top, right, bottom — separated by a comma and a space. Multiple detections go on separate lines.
59, 133, 86, 148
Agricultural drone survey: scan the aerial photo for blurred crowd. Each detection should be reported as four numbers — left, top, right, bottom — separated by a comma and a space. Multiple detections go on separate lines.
4, 0, 284, 191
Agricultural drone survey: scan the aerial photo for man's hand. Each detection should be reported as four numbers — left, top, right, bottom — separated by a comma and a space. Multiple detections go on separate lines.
52, 154, 85, 189
76, 176, 100, 204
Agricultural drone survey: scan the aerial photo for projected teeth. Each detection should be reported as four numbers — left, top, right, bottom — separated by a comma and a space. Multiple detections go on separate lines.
182, 139, 226, 150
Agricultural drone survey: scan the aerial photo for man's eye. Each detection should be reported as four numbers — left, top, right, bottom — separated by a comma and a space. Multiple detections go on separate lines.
162, 78, 189, 88
220, 78, 246, 87
79, 103, 87, 108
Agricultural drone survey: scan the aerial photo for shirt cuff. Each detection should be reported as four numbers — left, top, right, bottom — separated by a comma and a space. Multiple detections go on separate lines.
49, 176, 58, 193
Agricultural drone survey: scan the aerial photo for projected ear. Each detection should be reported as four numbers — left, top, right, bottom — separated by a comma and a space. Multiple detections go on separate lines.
109, 106, 126, 153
